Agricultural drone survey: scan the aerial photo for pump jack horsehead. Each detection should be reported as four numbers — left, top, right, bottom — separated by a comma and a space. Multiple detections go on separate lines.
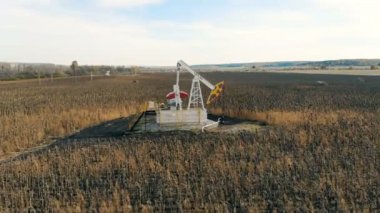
175, 60, 225, 110
208, 81, 225, 105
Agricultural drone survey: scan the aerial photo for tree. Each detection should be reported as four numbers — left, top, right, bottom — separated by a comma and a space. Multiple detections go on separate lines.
131, 66, 140, 76
71, 61, 78, 83
370, 65, 377, 70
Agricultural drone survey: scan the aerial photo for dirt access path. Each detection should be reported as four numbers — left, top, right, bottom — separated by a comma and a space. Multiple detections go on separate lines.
0, 114, 264, 164
0, 117, 134, 164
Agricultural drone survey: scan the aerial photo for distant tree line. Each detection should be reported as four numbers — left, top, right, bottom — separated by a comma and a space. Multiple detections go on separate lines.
67, 65, 135, 76
0, 64, 67, 81
0, 62, 136, 81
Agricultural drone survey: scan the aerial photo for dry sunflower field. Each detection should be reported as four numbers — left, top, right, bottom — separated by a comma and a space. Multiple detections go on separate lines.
0, 72, 379, 211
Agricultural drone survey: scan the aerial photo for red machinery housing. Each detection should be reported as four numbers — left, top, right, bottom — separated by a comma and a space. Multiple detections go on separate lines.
166, 91, 189, 100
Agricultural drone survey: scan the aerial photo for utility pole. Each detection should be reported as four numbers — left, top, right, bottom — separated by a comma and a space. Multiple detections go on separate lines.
71, 60, 78, 84
38, 70, 41, 85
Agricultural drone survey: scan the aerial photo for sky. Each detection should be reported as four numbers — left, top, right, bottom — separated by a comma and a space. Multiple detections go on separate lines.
0, 0, 379, 66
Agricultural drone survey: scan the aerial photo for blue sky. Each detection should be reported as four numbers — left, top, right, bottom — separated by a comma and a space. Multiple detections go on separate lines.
0, 0, 379, 66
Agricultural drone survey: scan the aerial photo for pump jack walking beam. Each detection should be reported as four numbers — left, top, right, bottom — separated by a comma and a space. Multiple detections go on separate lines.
176, 60, 225, 105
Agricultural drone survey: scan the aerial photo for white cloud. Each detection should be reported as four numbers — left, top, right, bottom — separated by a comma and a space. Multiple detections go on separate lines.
313, 0, 380, 24
0, 4, 155, 65
0, 0, 57, 7
97, 0, 164, 8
